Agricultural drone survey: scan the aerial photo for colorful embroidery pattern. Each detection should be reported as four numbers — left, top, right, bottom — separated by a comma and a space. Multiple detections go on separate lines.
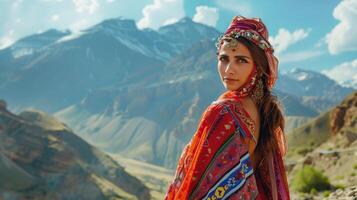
189, 128, 246, 198
202, 153, 253, 200
230, 100, 256, 141
187, 101, 258, 199
212, 99, 256, 140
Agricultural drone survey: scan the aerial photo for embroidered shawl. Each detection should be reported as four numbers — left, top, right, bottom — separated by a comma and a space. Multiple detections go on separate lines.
164, 91, 290, 199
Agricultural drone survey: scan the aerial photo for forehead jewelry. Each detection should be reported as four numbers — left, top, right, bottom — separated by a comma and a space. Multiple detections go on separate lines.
222, 37, 239, 49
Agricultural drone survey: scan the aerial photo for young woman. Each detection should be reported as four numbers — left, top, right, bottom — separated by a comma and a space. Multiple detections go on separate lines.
165, 16, 290, 200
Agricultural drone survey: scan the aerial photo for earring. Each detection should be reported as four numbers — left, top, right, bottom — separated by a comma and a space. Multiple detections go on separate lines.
250, 78, 264, 105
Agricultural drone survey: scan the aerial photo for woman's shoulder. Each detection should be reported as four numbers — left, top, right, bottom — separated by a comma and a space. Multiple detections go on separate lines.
209, 98, 247, 117
199, 99, 238, 121
208, 98, 257, 141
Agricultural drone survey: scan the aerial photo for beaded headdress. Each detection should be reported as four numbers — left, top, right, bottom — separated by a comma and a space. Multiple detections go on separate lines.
216, 16, 279, 91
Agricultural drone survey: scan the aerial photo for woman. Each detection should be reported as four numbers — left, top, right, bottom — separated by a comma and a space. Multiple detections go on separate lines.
165, 16, 290, 200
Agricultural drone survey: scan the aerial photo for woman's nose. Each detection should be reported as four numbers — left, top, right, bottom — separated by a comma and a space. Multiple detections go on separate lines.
225, 62, 234, 74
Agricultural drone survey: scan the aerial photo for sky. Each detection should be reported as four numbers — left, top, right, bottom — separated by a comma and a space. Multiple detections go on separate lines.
0, 0, 356, 87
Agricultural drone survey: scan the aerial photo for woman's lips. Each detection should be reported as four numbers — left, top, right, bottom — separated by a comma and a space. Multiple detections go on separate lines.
224, 78, 239, 82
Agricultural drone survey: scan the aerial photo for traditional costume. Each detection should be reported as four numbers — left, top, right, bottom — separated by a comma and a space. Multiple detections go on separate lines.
165, 16, 290, 200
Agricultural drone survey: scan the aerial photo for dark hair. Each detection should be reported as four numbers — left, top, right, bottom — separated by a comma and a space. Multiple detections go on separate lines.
219, 37, 285, 155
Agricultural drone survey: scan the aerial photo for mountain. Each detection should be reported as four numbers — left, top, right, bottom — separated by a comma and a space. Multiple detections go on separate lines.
0, 17, 220, 113
277, 68, 354, 112
0, 20, 164, 112
0, 16, 349, 115
157, 16, 220, 52
0, 100, 150, 200
0, 29, 70, 62
286, 91, 357, 198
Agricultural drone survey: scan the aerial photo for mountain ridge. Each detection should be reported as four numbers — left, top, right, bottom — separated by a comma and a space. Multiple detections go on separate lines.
0, 100, 150, 200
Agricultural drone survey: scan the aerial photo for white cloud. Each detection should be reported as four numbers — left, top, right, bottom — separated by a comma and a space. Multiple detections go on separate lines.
69, 19, 90, 32
12, 0, 23, 8
325, 0, 357, 54
0, 0, 151, 47
0, 30, 15, 49
215, 0, 251, 16
0, 36, 14, 49
192, 5, 219, 27
41, 0, 64, 2
269, 28, 310, 54
72, 0, 99, 14
137, 0, 185, 30
322, 58, 357, 89
279, 50, 324, 63
52, 14, 60, 21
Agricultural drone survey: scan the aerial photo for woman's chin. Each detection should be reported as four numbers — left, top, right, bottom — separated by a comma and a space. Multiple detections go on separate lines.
224, 84, 239, 91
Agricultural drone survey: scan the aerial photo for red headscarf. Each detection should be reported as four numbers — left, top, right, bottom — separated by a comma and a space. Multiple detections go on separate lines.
216, 16, 279, 91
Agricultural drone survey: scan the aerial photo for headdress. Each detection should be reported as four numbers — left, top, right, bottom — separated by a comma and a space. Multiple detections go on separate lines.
216, 16, 279, 91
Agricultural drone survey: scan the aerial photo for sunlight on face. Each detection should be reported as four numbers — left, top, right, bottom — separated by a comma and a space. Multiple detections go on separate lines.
217, 39, 255, 91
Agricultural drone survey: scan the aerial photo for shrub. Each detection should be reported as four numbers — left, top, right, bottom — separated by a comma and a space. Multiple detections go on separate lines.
296, 147, 313, 156
291, 165, 332, 193
310, 188, 317, 195
323, 190, 331, 197
334, 184, 345, 190
353, 163, 357, 170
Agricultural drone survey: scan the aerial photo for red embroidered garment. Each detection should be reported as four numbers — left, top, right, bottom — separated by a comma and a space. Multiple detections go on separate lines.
164, 90, 290, 200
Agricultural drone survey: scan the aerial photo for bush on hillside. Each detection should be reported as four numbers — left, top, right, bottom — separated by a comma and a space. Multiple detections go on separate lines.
291, 165, 332, 193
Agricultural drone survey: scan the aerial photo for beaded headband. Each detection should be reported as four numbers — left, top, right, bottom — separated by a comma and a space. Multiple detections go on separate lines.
215, 29, 273, 52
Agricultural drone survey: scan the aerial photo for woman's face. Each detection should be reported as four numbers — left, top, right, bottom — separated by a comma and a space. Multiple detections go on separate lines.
217, 39, 255, 91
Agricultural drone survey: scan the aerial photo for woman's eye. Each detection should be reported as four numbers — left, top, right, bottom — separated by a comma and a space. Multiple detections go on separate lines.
219, 57, 227, 62
237, 58, 248, 63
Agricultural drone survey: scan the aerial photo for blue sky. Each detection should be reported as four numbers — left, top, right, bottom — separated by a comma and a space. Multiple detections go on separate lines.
0, 0, 356, 88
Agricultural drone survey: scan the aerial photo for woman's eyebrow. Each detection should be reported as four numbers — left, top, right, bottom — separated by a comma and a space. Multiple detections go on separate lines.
217, 53, 228, 57
217, 54, 251, 60
234, 55, 251, 60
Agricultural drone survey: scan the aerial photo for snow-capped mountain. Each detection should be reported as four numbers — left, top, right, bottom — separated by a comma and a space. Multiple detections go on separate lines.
0, 17, 220, 112
158, 17, 220, 52
279, 68, 351, 99
80, 17, 178, 61
0, 29, 71, 76
8, 29, 71, 59
276, 68, 353, 112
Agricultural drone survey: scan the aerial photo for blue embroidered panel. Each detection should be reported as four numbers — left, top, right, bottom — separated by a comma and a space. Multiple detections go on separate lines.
202, 153, 254, 200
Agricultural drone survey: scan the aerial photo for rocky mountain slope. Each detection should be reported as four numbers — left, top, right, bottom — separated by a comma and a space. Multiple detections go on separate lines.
0, 100, 150, 200
286, 91, 357, 199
